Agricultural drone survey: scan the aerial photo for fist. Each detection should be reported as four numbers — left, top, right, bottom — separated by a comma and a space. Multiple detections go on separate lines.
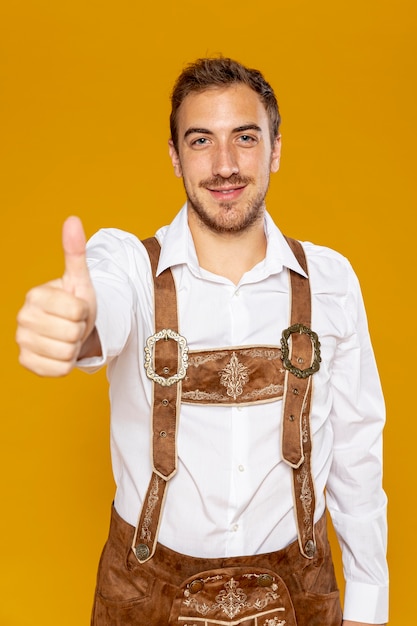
16, 217, 98, 377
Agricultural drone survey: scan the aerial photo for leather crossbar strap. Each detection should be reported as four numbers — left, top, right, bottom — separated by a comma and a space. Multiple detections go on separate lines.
283, 237, 317, 559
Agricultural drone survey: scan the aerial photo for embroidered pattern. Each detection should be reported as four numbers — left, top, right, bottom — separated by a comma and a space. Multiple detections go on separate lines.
182, 389, 227, 402
240, 347, 282, 361
219, 353, 250, 400
181, 383, 284, 404
183, 576, 280, 619
297, 462, 313, 536
213, 577, 248, 618
179, 617, 287, 626
244, 383, 284, 400
140, 474, 160, 542
188, 351, 231, 367
187, 347, 282, 368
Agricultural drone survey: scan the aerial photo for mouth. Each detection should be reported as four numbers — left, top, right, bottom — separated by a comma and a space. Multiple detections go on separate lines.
206, 185, 246, 202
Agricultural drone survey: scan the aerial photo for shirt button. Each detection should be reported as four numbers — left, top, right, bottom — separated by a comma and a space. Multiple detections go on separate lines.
238, 465, 245, 472
232, 524, 239, 532
234, 289, 240, 297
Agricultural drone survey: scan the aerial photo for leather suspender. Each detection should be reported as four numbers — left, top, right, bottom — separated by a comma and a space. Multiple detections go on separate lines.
282, 237, 320, 559
132, 236, 320, 563
131, 237, 181, 562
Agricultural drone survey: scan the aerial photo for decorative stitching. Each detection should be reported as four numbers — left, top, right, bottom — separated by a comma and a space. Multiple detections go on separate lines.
240, 348, 282, 361
187, 347, 282, 368
182, 389, 228, 402
183, 576, 282, 620
188, 351, 232, 367
140, 474, 160, 542
296, 463, 313, 537
219, 353, 250, 400
181, 383, 284, 404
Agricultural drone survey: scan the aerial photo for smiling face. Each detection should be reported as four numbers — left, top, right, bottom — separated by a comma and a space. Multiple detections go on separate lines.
168, 83, 281, 235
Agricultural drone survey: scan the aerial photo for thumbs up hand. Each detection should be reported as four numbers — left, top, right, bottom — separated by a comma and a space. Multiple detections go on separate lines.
61, 216, 97, 322
16, 217, 100, 377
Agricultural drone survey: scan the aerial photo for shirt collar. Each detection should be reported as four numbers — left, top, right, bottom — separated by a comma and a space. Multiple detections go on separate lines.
155, 204, 307, 279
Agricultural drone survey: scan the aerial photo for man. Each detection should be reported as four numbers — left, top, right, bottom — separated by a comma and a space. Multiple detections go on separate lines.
16, 58, 388, 625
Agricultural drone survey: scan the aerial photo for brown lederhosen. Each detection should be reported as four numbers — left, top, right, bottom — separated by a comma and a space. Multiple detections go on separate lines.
91, 237, 343, 626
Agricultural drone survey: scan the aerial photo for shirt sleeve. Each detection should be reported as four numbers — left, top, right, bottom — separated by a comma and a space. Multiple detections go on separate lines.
325, 263, 389, 624
76, 228, 140, 372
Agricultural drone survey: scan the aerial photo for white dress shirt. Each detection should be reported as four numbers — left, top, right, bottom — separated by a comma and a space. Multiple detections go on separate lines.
79, 205, 388, 623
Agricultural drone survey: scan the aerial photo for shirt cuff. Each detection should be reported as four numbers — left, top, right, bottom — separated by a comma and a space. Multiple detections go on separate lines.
343, 581, 389, 623
76, 353, 106, 372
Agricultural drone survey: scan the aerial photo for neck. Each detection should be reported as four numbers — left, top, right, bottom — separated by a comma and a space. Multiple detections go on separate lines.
188, 211, 267, 285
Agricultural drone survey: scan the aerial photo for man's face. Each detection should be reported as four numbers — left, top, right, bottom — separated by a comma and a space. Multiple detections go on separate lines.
168, 84, 281, 234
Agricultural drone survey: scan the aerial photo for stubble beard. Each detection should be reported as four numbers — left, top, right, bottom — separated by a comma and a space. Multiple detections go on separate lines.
185, 174, 269, 234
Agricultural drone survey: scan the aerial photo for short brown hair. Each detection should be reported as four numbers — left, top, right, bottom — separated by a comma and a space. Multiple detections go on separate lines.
170, 57, 281, 150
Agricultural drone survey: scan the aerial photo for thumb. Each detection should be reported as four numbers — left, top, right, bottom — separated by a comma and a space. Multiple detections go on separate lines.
62, 216, 91, 293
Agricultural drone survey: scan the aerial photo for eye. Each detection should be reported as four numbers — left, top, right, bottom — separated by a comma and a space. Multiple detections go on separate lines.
237, 134, 257, 146
191, 137, 211, 148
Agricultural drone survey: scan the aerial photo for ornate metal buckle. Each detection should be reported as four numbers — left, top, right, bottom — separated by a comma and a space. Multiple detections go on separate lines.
144, 328, 189, 387
281, 323, 321, 379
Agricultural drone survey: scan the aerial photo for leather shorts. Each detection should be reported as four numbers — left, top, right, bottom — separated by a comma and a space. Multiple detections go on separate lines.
91, 505, 342, 625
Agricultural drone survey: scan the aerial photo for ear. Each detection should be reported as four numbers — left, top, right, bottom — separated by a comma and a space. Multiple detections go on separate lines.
168, 139, 183, 178
270, 135, 282, 173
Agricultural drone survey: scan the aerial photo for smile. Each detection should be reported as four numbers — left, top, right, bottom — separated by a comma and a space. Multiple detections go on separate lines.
207, 186, 246, 201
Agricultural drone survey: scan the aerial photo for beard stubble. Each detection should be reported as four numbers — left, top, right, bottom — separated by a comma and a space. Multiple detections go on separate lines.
185, 173, 269, 234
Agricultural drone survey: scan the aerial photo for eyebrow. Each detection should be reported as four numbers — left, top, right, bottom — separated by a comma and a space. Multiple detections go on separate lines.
234, 124, 263, 134
184, 127, 213, 139
183, 123, 263, 140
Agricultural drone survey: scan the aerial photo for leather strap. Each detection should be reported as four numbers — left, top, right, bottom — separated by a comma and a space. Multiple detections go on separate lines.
142, 237, 180, 480
132, 237, 181, 562
133, 236, 319, 562
283, 237, 317, 558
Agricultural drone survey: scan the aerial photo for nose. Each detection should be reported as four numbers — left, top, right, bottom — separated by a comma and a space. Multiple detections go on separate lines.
212, 143, 239, 178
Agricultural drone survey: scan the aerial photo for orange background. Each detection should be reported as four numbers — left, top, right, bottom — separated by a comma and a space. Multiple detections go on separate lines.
1, 1, 415, 624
